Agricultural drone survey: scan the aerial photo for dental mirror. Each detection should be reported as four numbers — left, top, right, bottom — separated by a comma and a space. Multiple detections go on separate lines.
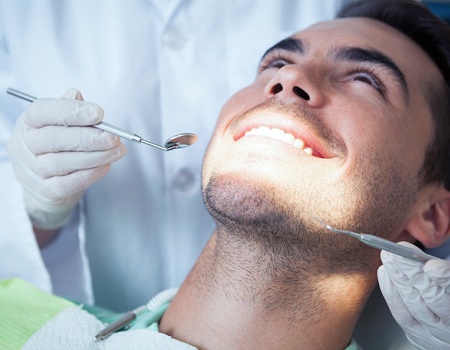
6, 88, 198, 152
162, 133, 198, 150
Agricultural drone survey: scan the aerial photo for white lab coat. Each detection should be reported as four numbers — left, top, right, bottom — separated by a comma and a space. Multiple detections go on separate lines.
0, 1, 343, 311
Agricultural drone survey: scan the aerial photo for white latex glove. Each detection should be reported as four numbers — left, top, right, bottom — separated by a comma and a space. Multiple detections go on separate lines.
7, 89, 126, 230
378, 241, 450, 350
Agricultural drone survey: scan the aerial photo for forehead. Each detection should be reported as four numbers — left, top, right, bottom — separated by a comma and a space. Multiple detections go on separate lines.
292, 18, 417, 56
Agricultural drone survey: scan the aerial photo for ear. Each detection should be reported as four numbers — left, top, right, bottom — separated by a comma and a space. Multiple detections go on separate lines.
403, 185, 450, 248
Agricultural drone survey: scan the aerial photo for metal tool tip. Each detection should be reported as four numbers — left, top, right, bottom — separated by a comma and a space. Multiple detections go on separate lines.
310, 215, 338, 234
310, 215, 326, 226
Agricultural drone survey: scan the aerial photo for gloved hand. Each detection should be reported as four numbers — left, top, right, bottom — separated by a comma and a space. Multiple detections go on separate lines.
378, 242, 450, 350
7, 89, 126, 230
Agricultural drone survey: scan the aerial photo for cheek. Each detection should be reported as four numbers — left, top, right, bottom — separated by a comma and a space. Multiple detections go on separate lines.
334, 98, 412, 167
335, 87, 432, 177
216, 83, 268, 127
203, 83, 268, 187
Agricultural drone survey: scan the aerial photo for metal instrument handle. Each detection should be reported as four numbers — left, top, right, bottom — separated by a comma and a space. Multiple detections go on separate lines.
94, 311, 136, 341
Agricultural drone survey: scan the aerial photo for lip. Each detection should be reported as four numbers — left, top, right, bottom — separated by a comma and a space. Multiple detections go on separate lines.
231, 112, 337, 159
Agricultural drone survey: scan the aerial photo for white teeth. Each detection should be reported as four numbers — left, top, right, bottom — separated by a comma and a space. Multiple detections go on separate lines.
244, 126, 314, 155
303, 147, 313, 155
282, 133, 295, 144
246, 126, 270, 136
292, 139, 305, 149
269, 128, 285, 140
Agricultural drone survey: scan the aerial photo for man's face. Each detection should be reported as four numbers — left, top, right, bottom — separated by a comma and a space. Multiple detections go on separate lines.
202, 18, 442, 254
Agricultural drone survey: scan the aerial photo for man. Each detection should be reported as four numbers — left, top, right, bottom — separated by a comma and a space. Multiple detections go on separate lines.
158, 0, 450, 348
2, 0, 450, 349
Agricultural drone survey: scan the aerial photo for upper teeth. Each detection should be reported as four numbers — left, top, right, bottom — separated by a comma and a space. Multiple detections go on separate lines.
245, 126, 314, 155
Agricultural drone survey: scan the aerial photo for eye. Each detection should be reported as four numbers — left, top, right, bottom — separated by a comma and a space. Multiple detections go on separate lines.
348, 69, 386, 95
258, 52, 292, 73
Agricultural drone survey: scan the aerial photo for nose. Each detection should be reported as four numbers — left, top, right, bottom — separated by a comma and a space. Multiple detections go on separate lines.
264, 65, 324, 106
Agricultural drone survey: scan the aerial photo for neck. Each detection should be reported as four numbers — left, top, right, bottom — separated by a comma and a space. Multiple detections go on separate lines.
160, 230, 378, 350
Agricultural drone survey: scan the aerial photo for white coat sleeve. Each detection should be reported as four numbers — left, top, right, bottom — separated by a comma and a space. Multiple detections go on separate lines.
0, 16, 51, 293
0, 16, 93, 304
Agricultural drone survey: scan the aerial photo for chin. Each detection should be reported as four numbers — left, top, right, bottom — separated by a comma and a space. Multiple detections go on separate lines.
203, 172, 317, 245
205, 172, 278, 218
203, 172, 381, 271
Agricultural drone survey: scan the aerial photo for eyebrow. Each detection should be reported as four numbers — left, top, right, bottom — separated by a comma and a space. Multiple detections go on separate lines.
261, 38, 409, 101
261, 38, 305, 60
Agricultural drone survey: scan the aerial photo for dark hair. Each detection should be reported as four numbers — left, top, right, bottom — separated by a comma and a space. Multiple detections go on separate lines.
338, 0, 450, 190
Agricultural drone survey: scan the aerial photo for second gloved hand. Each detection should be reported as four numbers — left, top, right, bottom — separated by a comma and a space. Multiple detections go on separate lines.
378, 242, 450, 350
7, 89, 126, 230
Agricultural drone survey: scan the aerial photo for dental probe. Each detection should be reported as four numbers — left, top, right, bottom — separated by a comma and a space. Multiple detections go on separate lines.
94, 305, 147, 341
94, 287, 178, 341
313, 217, 437, 263
6, 88, 198, 151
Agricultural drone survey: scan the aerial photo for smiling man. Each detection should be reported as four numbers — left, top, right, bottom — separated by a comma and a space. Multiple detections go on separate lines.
159, 1, 450, 349
4, 0, 450, 349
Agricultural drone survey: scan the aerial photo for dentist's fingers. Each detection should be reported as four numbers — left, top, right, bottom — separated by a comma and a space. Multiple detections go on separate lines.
379, 245, 450, 347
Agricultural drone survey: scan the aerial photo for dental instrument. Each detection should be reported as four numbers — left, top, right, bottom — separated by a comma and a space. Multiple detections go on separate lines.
94, 287, 178, 341
6, 88, 198, 151
94, 305, 147, 341
313, 217, 437, 263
